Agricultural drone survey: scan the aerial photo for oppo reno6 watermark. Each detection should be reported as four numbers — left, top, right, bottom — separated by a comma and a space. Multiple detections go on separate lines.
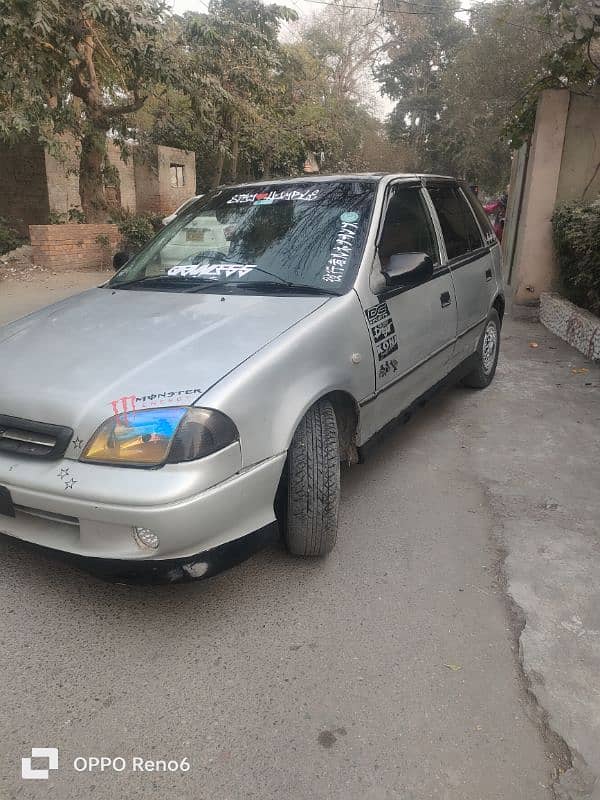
74, 755, 191, 773
21, 747, 190, 780
22, 748, 59, 780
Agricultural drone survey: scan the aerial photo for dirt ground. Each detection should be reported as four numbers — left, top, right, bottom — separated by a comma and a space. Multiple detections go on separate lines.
0, 269, 110, 325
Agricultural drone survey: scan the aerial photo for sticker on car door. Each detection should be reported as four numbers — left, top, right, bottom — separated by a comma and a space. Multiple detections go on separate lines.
364, 302, 399, 363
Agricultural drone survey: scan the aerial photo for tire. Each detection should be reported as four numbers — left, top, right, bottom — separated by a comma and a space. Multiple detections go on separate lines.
283, 399, 340, 557
462, 309, 501, 389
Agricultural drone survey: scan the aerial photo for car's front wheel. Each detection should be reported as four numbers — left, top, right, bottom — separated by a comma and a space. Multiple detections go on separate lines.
283, 399, 340, 557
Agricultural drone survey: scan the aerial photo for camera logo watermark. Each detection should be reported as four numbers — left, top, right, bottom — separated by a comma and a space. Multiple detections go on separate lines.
21, 748, 58, 780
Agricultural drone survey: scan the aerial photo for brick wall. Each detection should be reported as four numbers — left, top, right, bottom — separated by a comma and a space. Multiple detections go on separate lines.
0, 139, 50, 234
157, 145, 197, 214
30, 224, 120, 271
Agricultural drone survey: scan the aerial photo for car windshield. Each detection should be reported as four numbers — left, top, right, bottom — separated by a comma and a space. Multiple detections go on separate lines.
110, 180, 376, 294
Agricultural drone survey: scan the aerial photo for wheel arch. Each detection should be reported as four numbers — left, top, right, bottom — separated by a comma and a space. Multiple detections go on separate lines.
492, 293, 505, 324
322, 390, 361, 464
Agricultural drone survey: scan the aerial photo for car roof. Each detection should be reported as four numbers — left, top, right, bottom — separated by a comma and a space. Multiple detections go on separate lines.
218, 173, 457, 189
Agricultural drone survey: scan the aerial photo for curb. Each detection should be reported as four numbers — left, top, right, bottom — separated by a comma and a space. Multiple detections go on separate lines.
540, 293, 600, 362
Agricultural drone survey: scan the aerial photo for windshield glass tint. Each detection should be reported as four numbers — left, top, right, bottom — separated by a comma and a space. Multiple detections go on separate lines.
110, 181, 376, 293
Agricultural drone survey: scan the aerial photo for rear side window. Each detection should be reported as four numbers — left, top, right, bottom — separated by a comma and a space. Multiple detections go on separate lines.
428, 185, 484, 260
462, 186, 496, 243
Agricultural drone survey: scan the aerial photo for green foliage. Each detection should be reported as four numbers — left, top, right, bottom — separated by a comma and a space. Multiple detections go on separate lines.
377, 0, 468, 169
48, 208, 87, 224
507, 0, 600, 145
115, 212, 162, 252
68, 207, 87, 223
0, 0, 182, 218
435, 0, 550, 190
552, 201, 600, 315
0, 217, 23, 256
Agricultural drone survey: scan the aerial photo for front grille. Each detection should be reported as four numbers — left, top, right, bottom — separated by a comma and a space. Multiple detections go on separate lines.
0, 414, 73, 460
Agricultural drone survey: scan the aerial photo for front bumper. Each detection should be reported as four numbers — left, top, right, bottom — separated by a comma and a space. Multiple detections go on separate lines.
0, 523, 277, 584
0, 449, 286, 573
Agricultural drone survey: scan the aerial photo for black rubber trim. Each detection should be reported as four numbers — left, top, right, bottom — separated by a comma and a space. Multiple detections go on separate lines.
0, 414, 73, 460
357, 353, 479, 460
377, 265, 450, 301
0, 523, 278, 585
447, 247, 491, 271
0, 485, 15, 518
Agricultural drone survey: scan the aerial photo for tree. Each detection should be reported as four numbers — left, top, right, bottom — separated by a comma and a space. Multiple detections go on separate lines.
376, 0, 468, 170
433, 0, 550, 189
180, 0, 297, 187
0, 0, 179, 220
506, 0, 600, 146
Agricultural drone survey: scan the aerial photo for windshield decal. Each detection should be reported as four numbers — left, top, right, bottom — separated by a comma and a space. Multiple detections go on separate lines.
340, 211, 360, 223
167, 264, 255, 279
226, 188, 320, 205
323, 219, 360, 283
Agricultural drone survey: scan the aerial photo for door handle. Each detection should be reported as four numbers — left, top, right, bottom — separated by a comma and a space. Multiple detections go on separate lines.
440, 291, 452, 308
485, 268, 493, 281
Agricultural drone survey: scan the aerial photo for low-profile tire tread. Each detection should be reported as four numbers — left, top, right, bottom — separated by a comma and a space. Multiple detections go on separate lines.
285, 400, 340, 557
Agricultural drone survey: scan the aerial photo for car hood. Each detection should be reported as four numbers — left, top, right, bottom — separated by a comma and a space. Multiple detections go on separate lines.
0, 287, 328, 439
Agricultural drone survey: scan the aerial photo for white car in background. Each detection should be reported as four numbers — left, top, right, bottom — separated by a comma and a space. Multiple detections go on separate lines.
162, 195, 203, 226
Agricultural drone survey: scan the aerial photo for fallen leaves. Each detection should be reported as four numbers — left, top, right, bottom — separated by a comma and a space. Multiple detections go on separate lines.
443, 663, 462, 672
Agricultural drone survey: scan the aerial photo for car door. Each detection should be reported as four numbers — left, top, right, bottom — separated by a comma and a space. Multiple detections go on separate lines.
362, 183, 458, 420
425, 181, 493, 361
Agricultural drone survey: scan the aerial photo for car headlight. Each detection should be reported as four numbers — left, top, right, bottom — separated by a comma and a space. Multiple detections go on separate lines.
80, 407, 238, 467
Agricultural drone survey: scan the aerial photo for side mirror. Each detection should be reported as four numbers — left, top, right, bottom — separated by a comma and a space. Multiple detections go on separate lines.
382, 252, 434, 288
113, 251, 130, 271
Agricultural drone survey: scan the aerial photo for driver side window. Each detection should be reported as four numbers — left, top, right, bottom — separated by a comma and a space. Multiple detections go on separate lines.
378, 187, 439, 268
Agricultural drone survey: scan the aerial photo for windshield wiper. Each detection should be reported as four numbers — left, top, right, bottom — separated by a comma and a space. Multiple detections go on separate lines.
229, 281, 340, 296
111, 274, 192, 290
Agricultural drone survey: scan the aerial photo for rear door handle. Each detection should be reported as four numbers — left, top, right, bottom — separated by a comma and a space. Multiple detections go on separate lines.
485, 268, 493, 281
440, 291, 452, 308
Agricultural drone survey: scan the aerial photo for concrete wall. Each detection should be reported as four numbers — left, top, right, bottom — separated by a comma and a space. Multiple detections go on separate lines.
510, 90, 570, 307
133, 148, 161, 215
0, 139, 50, 235
508, 90, 600, 309
30, 223, 120, 270
556, 93, 600, 203
107, 141, 136, 212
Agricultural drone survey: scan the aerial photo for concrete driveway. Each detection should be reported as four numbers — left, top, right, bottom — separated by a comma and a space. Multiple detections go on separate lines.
0, 276, 598, 799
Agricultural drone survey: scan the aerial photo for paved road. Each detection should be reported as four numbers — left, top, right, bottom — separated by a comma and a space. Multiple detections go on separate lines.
0, 277, 586, 799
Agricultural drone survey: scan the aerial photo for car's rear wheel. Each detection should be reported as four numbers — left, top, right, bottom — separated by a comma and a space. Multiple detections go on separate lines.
462, 308, 501, 389
283, 399, 340, 557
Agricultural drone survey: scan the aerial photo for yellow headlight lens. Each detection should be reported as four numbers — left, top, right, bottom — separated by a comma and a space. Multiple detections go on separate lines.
81, 407, 188, 466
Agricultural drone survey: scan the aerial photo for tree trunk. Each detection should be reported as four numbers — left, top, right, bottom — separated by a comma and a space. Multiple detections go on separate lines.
229, 116, 240, 183
79, 125, 109, 222
211, 147, 226, 189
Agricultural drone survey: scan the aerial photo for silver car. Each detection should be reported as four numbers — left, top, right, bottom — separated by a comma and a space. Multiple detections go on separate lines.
0, 174, 504, 582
